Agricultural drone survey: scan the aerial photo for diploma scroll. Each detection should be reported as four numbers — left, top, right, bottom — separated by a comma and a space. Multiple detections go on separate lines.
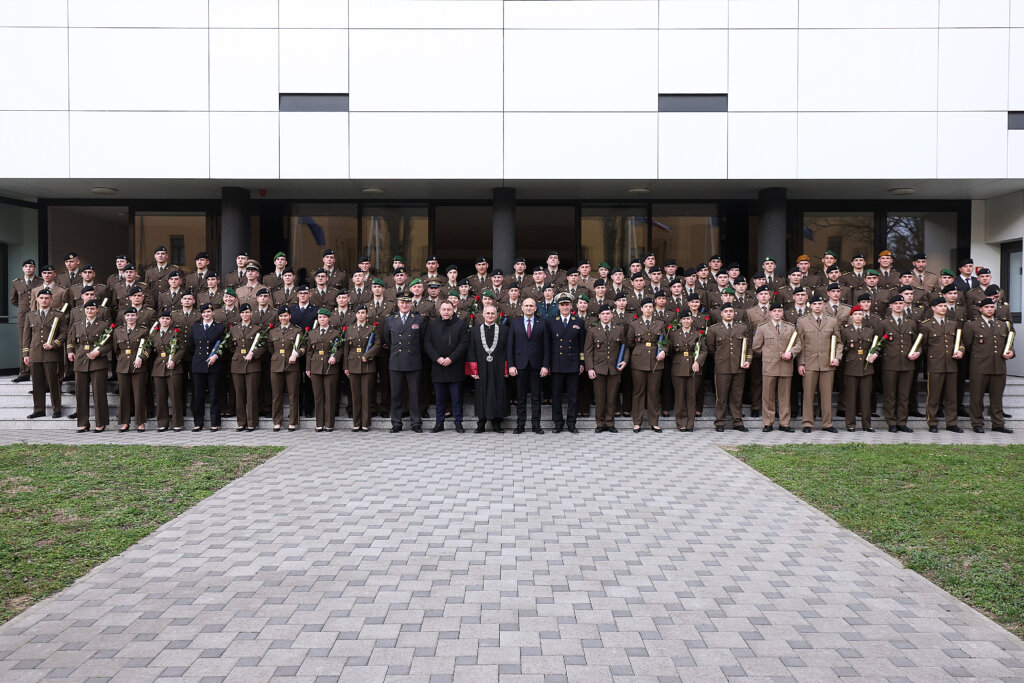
909, 333, 923, 357
1005, 330, 1015, 356
783, 330, 797, 355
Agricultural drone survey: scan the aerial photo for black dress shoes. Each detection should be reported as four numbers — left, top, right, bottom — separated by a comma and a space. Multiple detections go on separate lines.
865, 428, 875, 432
823, 426, 838, 433
513, 427, 525, 434
763, 426, 773, 433
780, 426, 794, 432
847, 428, 856, 432
431, 424, 445, 433
928, 426, 938, 433
897, 425, 913, 433
946, 425, 963, 433
993, 426, 1014, 433
455, 424, 466, 433
532, 427, 544, 434
973, 426, 985, 433
51, 411, 61, 418
608, 426, 618, 433
889, 426, 899, 433
802, 427, 812, 433
552, 426, 563, 434
595, 426, 605, 434
734, 425, 748, 432
715, 426, 724, 432
474, 425, 486, 434
411, 425, 423, 433
27, 411, 44, 419
67, 412, 77, 419
390, 425, 402, 433
567, 427, 578, 434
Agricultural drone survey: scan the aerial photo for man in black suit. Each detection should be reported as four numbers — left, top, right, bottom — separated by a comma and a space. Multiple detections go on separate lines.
383, 291, 425, 433
506, 297, 550, 434
289, 284, 318, 417
547, 293, 586, 433
187, 303, 226, 431
954, 257, 979, 293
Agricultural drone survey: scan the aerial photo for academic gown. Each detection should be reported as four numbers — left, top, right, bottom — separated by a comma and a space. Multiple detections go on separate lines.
467, 322, 510, 419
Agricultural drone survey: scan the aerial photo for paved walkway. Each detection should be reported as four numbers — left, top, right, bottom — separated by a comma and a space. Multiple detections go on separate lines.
1, 430, 1022, 682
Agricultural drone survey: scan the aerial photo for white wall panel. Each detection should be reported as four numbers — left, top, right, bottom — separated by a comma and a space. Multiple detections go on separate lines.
68, 0, 207, 28
350, 0, 502, 28
659, 0, 728, 29
940, 0, 1010, 27
729, 0, 797, 28
658, 113, 727, 179
279, 29, 348, 94
350, 113, 501, 179
798, 0, 938, 29
659, 30, 728, 94
279, 0, 348, 29
505, 31, 657, 112
504, 113, 657, 179
727, 113, 796, 178
0, 111, 68, 177
70, 112, 208, 178
0, 28, 67, 110
938, 29, 1009, 111
1011, 29, 1024, 108
504, 1, 657, 29
799, 29, 937, 111
210, 0, 278, 28
0, 0, 67, 26
1008, 131, 1024, 178
210, 113, 279, 178
1014, 0, 1024, 26
210, 30, 278, 111
280, 113, 349, 179
798, 113, 937, 179
728, 30, 797, 111
937, 112, 1008, 178
349, 30, 502, 111
69, 29, 208, 110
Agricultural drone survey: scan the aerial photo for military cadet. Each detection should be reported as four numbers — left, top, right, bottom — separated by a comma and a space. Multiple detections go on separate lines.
383, 292, 426, 433
330, 290, 357, 329
911, 253, 940, 293
796, 295, 842, 433
501, 281, 524, 319
272, 269, 299, 308
171, 292, 200, 330
67, 300, 112, 432
348, 270, 370, 306
585, 304, 628, 433
916, 297, 965, 433
105, 254, 129, 292
839, 254, 868, 290
839, 305, 876, 432
704, 303, 752, 432
157, 271, 186, 311
32, 265, 70, 311
785, 287, 811, 323
389, 268, 410, 298
144, 245, 180, 292
215, 288, 241, 326
625, 272, 649, 313
752, 302, 799, 433
150, 310, 186, 432
119, 287, 156, 329
56, 251, 83, 290
706, 271, 734, 309
872, 296, 921, 432
627, 298, 667, 432
197, 272, 224, 310
564, 268, 589, 301
343, 305, 380, 433
536, 284, 558, 321
875, 250, 900, 291
187, 303, 226, 432
666, 310, 706, 432
709, 288, 748, 325
806, 250, 838, 290
184, 252, 212, 292
773, 268, 804, 307
320, 249, 348, 290
543, 251, 567, 290
853, 269, 891, 316
23, 289, 66, 419
409, 280, 434, 321
224, 251, 250, 290
424, 281, 445, 312
963, 299, 1015, 433
547, 293, 585, 434
421, 254, 443, 283
113, 306, 150, 432
11, 258, 42, 382
69, 265, 108, 309
306, 307, 343, 432
229, 304, 265, 431
289, 285, 317, 418
262, 252, 290, 291
269, 305, 306, 432
350, 255, 374, 289
823, 284, 851, 323
70, 286, 111, 325
954, 257, 979, 293
111, 265, 147, 310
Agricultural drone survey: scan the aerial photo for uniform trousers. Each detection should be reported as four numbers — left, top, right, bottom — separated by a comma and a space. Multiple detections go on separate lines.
348, 372, 374, 429
550, 372, 579, 429
233, 372, 261, 428
747, 358, 763, 413
153, 374, 184, 429
433, 381, 463, 426
31, 361, 62, 413
390, 369, 421, 428
17, 316, 30, 378
117, 372, 147, 426
843, 375, 872, 430
801, 369, 835, 428
259, 358, 272, 415
578, 373, 593, 417
374, 350, 391, 415
592, 374, 620, 428
631, 368, 662, 427
617, 367, 633, 415
310, 373, 339, 428
926, 371, 957, 428
514, 368, 543, 428
271, 371, 301, 427
75, 369, 108, 428
714, 371, 745, 428
672, 375, 698, 430
969, 372, 1006, 429
761, 375, 792, 428
882, 369, 913, 427
191, 371, 223, 428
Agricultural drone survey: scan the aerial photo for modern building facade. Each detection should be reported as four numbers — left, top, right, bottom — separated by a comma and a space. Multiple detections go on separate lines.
0, 0, 1022, 370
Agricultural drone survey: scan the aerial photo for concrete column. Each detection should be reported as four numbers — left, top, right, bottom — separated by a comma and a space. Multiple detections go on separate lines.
220, 187, 250, 274
492, 187, 516, 272
757, 187, 788, 266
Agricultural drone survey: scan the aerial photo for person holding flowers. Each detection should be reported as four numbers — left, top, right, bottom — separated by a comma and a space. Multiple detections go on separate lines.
343, 305, 381, 433
838, 305, 876, 432
187, 303, 226, 432
667, 310, 707, 432
113, 306, 150, 432
230, 303, 266, 432
306, 307, 344, 432
269, 305, 306, 432
151, 310, 186, 432
67, 299, 112, 432
627, 298, 667, 433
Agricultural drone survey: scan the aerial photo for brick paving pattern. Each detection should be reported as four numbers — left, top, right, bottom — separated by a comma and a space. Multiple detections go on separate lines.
0, 429, 1022, 682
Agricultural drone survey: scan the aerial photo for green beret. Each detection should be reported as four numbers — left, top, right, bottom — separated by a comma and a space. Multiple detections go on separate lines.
408, 278, 422, 286
577, 293, 590, 302
824, 250, 838, 258
941, 268, 955, 277
722, 286, 735, 295
482, 289, 495, 298
273, 251, 286, 260
224, 287, 236, 296
598, 262, 610, 270
392, 254, 405, 263
317, 307, 331, 316
371, 278, 385, 287
865, 269, 879, 276
448, 289, 459, 297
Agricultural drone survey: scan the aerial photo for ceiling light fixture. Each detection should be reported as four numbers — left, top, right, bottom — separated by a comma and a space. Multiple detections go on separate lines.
90, 186, 118, 195
626, 187, 651, 196
361, 187, 385, 196
888, 187, 916, 196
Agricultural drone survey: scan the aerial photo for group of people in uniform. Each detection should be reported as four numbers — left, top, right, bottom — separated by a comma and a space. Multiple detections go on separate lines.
13, 246, 1016, 435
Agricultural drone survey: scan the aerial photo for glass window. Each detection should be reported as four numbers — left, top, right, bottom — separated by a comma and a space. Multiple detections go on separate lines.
651, 204, 720, 267
802, 212, 874, 269
0, 201, 38, 368
1002, 241, 1021, 324
433, 205, 493, 273
361, 205, 429, 279
515, 205, 575, 268
49, 205, 130, 280
135, 212, 207, 270
885, 212, 956, 273
287, 204, 358, 281
581, 206, 648, 270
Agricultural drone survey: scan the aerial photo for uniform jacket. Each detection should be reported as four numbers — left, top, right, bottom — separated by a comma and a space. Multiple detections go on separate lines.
197, 288, 225, 310
667, 325, 706, 377
113, 325, 150, 374
10, 275, 42, 315
918, 317, 963, 374
963, 317, 1013, 375
839, 324, 875, 377
272, 287, 298, 308
823, 302, 852, 325
627, 317, 667, 372
547, 315, 585, 374
31, 282, 70, 311
229, 322, 266, 374
796, 315, 843, 371
171, 308, 201, 332
68, 318, 113, 372
875, 315, 918, 372
383, 312, 425, 371
288, 303, 318, 331
21, 307, 67, 362
306, 325, 343, 375
150, 326, 185, 377
342, 322, 380, 375
584, 322, 628, 376
704, 321, 752, 374
752, 320, 800, 377
70, 282, 109, 308
268, 324, 306, 373
111, 280, 149, 309
187, 320, 227, 374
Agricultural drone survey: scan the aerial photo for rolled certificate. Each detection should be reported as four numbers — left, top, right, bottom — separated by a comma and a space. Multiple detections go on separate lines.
616, 343, 626, 366
909, 332, 924, 357
741, 337, 748, 366
784, 330, 797, 355
1005, 330, 1015, 356
45, 303, 68, 346
247, 332, 262, 355
100, 297, 108, 307
954, 328, 962, 354
829, 335, 837, 362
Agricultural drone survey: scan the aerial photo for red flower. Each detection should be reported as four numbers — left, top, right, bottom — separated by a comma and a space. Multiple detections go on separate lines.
373, 321, 379, 327
109, 323, 116, 329
882, 334, 890, 340
475, 295, 481, 301
674, 308, 681, 314
698, 329, 705, 335
304, 326, 311, 331
704, 316, 710, 321
173, 327, 179, 333
773, 290, 779, 296
633, 314, 639, 320
342, 326, 347, 331
268, 323, 275, 329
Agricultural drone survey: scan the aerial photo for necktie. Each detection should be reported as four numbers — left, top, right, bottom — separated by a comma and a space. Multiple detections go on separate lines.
762, 307, 767, 316
563, 318, 568, 327
896, 317, 901, 328
816, 317, 821, 327
204, 324, 209, 331
526, 319, 532, 338
832, 305, 838, 316
402, 314, 407, 325
776, 323, 780, 335
604, 325, 609, 333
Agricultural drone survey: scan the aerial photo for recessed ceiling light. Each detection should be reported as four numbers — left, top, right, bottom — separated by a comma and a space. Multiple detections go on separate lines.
627, 187, 651, 196
361, 187, 385, 196
888, 187, 915, 196
90, 186, 118, 195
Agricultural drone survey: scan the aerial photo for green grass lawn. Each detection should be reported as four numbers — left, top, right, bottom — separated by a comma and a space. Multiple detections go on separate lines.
729, 443, 1024, 640
0, 444, 281, 624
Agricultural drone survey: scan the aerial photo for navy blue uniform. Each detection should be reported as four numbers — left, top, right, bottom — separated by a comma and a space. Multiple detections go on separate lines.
187, 320, 226, 428
548, 314, 586, 430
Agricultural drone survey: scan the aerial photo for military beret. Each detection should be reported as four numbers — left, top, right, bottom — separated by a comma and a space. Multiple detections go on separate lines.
195, 251, 209, 260
593, 278, 606, 287
614, 291, 628, 300
482, 289, 496, 299
323, 249, 335, 257
611, 267, 624, 275
756, 285, 770, 293
795, 254, 810, 263
317, 307, 332, 316
273, 251, 287, 260
857, 293, 873, 301
62, 251, 78, 261
850, 305, 862, 313
83, 300, 98, 308
393, 267, 406, 275
653, 290, 667, 298
507, 281, 520, 290
542, 283, 554, 291
941, 268, 955, 277
533, 265, 545, 273
977, 267, 991, 275
567, 267, 579, 276
762, 256, 776, 263
124, 306, 140, 315
931, 297, 945, 307
239, 303, 252, 312
548, 250, 559, 257
129, 286, 144, 295
282, 266, 294, 275
22, 258, 36, 266
80, 285, 95, 293
824, 250, 838, 258
683, 267, 697, 277
408, 278, 422, 287
578, 259, 590, 266
912, 252, 927, 260
448, 289, 459, 297
900, 269, 913, 276
446, 265, 460, 275
199, 303, 212, 311
958, 257, 973, 268
678, 309, 692, 318
985, 285, 1000, 295
788, 267, 801, 275
733, 276, 747, 284
256, 288, 270, 296
475, 256, 488, 264
396, 292, 412, 301
664, 258, 677, 266
491, 269, 504, 276
158, 309, 172, 318
37, 288, 52, 297
721, 286, 734, 295
667, 278, 682, 287
629, 258, 642, 266
40, 264, 55, 273
81, 264, 95, 272
809, 294, 825, 303
647, 251, 659, 259
851, 253, 865, 260
577, 293, 590, 302
153, 245, 168, 253
878, 250, 893, 258
598, 304, 612, 313
515, 256, 527, 264
865, 269, 879, 277
598, 262, 610, 269
168, 270, 183, 279
753, 271, 766, 279
354, 304, 367, 312
688, 293, 702, 301
371, 278, 385, 287
224, 287, 237, 296
336, 288, 348, 295
889, 295, 903, 304
358, 255, 371, 263
792, 286, 806, 294
277, 305, 290, 314
181, 289, 196, 298
640, 297, 654, 307
630, 272, 646, 280
206, 271, 219, 279
649, 266, 662, 274
825, 265, 840, 273
719, 302, 734, 310
827, 283, 840, 291
979, 298, 996, 307
392, 254, 404, 263
457, 278, 469, 286
769, 301, 784, 310
941, 283, 957, 293
296, 284, 309, 292
899, 285, 915, 293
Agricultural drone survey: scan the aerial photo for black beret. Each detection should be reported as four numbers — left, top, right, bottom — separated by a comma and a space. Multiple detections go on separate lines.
158, 309, 172, 318
889, 295, 903, 304
769, 302, 784, 310
239, 303, 252, 311
809, 294, 825, 303
640, 297, 654, 307
277, 305, 290, 314
199, 303, 212, 311
195, 251, 209, 259
123, 306, 137, 314
83, 300, 98, 308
